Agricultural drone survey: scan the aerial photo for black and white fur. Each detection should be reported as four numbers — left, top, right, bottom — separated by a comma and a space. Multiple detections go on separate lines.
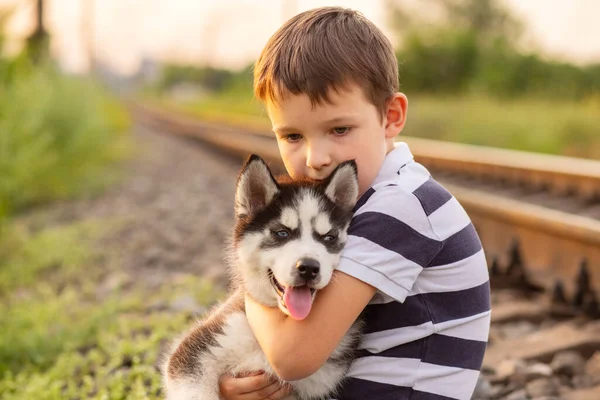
162, 155, 363, 400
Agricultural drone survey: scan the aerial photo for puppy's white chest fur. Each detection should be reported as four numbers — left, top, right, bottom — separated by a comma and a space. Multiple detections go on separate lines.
211, 312, 272, 375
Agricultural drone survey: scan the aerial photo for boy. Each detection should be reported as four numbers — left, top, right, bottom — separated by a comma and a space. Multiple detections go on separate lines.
220, 6, 490, 400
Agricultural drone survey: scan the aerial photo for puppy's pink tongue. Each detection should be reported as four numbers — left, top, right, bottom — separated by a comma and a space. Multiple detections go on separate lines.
283, 286, 312, 320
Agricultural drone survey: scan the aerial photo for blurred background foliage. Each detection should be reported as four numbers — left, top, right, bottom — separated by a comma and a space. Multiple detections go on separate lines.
0, 7, 131, 226
390, 0, 600, 99
147, 0, 600, 160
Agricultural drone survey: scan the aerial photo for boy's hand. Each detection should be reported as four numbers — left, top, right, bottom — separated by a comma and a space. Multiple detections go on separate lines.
219, 371, 293, 400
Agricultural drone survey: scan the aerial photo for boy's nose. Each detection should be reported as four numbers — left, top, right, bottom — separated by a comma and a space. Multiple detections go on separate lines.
306, 146, 331, 171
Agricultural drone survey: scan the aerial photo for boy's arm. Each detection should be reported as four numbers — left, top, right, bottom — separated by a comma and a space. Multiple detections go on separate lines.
245, 270, 376, 381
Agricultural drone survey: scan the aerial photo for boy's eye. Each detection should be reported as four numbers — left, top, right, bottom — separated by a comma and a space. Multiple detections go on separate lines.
284, 134, 302, 142
332, 127, 351, 135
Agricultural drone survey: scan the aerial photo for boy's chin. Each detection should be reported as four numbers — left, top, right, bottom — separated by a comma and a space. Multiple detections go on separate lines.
293, 175, 326, 183
304, 172, 330, 181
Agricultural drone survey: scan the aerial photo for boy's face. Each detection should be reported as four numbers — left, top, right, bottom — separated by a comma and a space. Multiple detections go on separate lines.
267, 83, 405, 197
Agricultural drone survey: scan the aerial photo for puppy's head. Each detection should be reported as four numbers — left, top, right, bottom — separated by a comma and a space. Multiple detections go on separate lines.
232, 155, 358, 320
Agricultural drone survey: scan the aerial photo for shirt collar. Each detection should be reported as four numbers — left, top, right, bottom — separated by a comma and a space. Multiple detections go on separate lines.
371, 142, 414, 187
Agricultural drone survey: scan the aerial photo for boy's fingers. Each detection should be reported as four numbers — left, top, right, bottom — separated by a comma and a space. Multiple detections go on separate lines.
249, 380, 284, 399
237, 370, 265, 378
230, 379, 289, 400
264, 383, 294, 399
250, 381, 292, 400
239, 373, 279, 394
219, 372, 278, 395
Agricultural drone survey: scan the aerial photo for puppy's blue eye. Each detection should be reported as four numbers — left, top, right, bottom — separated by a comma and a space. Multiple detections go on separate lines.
276, 230, 289, 238
323, 234, 336, 241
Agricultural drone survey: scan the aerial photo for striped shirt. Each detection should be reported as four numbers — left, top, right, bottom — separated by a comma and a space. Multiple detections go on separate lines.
334, 142, 491, 400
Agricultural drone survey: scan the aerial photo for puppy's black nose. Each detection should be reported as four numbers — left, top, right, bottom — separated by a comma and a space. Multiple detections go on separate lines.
296, 258, 320, 281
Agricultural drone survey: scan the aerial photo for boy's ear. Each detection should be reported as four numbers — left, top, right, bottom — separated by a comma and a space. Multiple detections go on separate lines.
324, 160, 359, 212
235, 155, 280, 219
384, 93, 408, 139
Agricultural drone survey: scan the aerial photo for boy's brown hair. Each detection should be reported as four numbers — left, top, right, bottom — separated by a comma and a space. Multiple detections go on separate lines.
254, 7, 399, 119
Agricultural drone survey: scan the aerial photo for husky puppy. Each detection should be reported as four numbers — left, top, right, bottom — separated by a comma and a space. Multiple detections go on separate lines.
162, 155, 363, 400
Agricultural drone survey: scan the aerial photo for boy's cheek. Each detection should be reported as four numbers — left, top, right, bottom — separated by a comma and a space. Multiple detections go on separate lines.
281, 156, 304, 178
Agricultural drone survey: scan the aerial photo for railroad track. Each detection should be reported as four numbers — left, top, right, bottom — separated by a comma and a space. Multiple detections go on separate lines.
132, 102, 600, 311
131, 102, 600, 399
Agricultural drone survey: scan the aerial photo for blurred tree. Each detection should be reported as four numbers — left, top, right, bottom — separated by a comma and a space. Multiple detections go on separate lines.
386, 0, 523, 45
399, 28, 478, 93
25, 0, 49, 63
438, 0, 523, 44
387, 0, 530, 96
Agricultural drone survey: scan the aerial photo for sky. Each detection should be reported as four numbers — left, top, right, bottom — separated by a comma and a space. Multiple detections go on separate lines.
2, 0, 600, 75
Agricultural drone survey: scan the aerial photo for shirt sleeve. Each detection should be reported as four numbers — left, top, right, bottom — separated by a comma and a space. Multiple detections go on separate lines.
336, 186, 443, 303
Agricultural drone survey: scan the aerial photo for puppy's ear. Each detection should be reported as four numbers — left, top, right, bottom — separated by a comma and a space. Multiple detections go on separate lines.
235, 155, 280, 219
324, 160, 359, 212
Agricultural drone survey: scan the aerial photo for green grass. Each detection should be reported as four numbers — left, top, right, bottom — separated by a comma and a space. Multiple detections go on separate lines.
403, 94, 600, 159
146, 89, 600, 160
0, 218, 223, 399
